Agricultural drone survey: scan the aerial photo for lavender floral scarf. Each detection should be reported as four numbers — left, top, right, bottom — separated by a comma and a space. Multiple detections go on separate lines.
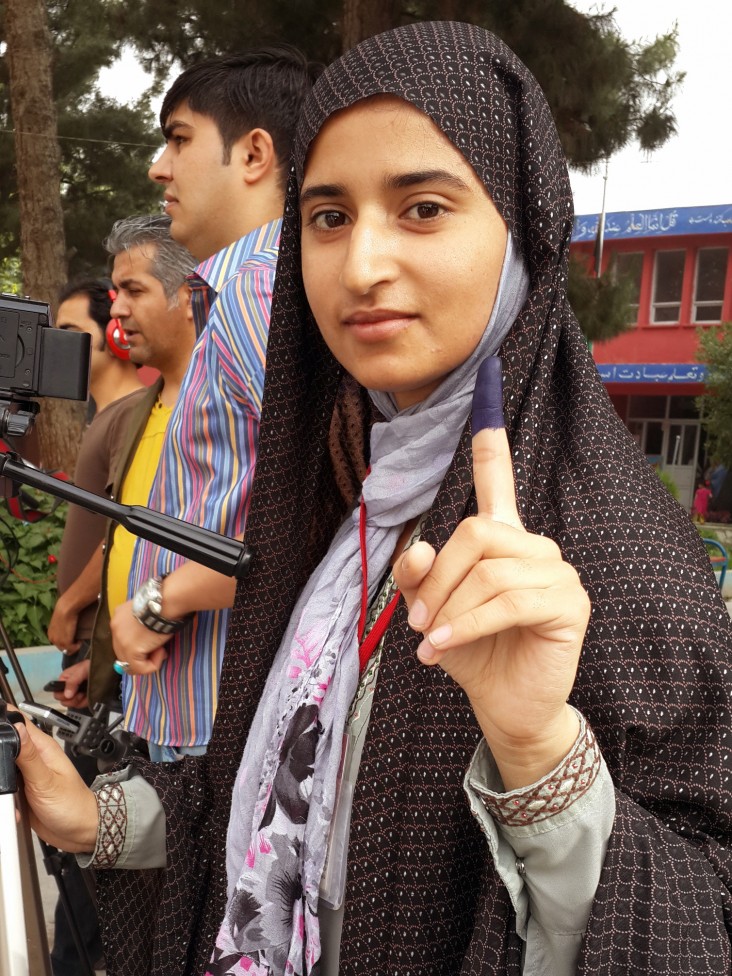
208, 233, 528, 976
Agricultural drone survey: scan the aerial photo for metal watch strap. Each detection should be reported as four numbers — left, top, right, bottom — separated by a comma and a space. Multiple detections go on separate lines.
134, 605, 189, 634
132, 576, 191, 634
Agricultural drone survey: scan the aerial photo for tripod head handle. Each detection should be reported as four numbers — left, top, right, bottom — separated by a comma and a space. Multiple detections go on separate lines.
0, 453, 253, 578
0, 699, 21, 795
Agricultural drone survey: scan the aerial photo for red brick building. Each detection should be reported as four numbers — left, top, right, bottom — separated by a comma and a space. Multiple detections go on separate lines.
571, 204, 732, 509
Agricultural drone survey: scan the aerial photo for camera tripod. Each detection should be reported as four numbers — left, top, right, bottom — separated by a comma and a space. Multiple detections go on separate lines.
0, 617, 61, 976
0, 450, 253, 976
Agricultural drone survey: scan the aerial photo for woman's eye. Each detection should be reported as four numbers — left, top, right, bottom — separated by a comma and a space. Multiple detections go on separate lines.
311, 210, 347, 230
407, 201, 444, 220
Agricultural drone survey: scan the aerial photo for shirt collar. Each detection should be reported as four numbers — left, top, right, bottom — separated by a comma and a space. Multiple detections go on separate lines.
190, 218, 282, 294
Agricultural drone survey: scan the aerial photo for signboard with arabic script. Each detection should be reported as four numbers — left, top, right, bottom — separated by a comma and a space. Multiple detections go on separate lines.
596, 363, 708, 384
573, 205, 732, 243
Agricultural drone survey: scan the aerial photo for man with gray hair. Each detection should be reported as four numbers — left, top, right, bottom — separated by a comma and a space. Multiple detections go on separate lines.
56, 213, 197, 710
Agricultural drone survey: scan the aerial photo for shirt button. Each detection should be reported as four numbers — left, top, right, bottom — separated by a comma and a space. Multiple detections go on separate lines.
516, 858, 526, 877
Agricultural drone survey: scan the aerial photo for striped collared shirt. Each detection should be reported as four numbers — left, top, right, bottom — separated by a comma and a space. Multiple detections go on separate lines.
123, 219, 281, 747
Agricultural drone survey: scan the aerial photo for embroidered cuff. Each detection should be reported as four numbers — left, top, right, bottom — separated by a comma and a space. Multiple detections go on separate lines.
91, 782, 128, 868
476, 714, 602, 828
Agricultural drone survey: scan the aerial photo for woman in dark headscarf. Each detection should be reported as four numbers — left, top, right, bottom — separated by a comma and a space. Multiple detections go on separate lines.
18, 21, 732, 976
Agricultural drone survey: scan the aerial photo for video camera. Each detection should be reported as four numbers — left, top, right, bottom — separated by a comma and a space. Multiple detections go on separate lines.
0, 292, 90, 439
18, 700, 146, 771
57, 702, 147, 769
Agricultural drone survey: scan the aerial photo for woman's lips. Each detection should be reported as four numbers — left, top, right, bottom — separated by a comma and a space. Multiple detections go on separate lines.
342, 310, 417, 340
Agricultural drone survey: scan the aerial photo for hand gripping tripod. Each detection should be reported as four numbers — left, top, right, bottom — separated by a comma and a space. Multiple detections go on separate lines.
0, 451, 253, 976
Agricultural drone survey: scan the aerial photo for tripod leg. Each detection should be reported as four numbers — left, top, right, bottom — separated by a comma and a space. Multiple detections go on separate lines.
15, 785, 53, 975
39, 841, 95, 976
0, 791, 29, 976
0, 667, 61, 976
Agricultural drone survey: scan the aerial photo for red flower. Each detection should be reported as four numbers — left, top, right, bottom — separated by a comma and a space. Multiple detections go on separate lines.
48, 554, 58, 565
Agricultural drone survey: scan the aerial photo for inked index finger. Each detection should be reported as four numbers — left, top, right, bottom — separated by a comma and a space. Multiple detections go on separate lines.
471, 357, 523, 529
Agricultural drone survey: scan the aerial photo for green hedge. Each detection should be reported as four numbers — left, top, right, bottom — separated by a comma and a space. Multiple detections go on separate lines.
0, 492, 67, 649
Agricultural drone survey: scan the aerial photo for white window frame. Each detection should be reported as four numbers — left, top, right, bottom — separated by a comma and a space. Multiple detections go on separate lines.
692, 246, 728, 323
651, 249, 685, 325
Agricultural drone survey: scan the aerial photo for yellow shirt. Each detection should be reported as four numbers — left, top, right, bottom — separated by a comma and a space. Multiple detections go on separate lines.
106, 399, 172, 613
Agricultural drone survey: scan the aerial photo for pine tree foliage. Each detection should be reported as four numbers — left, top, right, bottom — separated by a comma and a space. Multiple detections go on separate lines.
697, 323, 732, 468
567, 252, 637, 342
116, 0, 682, 172
473, 0, 683, 169
0, 0, 683, 275
113, 0, 344, 77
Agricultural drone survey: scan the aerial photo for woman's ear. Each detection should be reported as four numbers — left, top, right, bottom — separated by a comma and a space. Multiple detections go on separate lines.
237, 128, 277, 186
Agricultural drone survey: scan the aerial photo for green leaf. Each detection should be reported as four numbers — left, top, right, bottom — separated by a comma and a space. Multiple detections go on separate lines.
27, 604, 41, 635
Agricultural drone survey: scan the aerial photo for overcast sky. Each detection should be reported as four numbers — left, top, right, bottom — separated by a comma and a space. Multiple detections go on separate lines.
99, 1, 731, 218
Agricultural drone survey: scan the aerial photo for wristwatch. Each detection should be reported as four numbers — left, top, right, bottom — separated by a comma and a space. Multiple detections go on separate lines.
131, 576, 191, 634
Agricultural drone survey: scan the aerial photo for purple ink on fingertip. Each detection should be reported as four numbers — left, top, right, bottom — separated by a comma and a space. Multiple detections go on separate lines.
472, 356, 504, 433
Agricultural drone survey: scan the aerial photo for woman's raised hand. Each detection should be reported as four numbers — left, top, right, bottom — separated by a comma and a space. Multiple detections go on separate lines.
393, 358, 590, 790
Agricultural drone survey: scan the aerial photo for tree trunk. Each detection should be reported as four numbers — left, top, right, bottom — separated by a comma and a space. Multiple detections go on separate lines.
4, 0, 85, 476
341, 0, 400, 52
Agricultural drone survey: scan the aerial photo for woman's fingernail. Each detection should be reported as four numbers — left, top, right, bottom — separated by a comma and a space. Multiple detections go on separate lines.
417, 638, 437, 663
428, 623, 452, 647
408, 599, 429, 628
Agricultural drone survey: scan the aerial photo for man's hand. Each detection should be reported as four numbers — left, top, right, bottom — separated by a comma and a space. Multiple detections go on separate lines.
48, 595, 81, 653
110, 600, 171, 675
47, 542, 104, 653
15, 719, 99, 852
54, 659, 91, 710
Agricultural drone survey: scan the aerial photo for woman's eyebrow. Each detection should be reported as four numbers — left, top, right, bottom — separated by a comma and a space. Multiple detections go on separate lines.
300, 183, 347, 206
300, 170, 472, 207
386, 169, 472, 192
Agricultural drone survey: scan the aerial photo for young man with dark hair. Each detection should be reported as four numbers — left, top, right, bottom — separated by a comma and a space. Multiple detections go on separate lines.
158, 48, 311, 194
108, 48, 319, 761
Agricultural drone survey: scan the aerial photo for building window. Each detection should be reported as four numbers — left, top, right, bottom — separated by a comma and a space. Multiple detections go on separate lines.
651, 250, 685, 323
613, 252, 643, 323
628, 395, 665, 419
694, 247, 728, 322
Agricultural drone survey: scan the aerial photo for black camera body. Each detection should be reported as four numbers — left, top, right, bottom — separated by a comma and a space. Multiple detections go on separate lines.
57, 702, 147, 770
0, 293, 90, 402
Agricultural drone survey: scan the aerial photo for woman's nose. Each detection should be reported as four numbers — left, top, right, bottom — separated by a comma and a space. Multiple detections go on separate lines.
339, 218, 398, 295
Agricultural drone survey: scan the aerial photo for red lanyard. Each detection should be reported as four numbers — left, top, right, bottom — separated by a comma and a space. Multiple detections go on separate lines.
357, 495, 401, 674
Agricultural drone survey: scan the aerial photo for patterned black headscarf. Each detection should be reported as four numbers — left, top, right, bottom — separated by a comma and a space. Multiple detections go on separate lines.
97, 22, 732, 976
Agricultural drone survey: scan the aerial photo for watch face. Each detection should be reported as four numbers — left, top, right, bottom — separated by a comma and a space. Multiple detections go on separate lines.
132, 579, 154, 616
132, 588, 146, 616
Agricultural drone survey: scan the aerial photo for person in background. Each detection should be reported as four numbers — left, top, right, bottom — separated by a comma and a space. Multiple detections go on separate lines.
57, 215, 196, 716
46, 276, 144, 976
692, 478, 713, 522
17, 23, 732, 976
48, 278, 144, 664
108, 48, 318, 761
